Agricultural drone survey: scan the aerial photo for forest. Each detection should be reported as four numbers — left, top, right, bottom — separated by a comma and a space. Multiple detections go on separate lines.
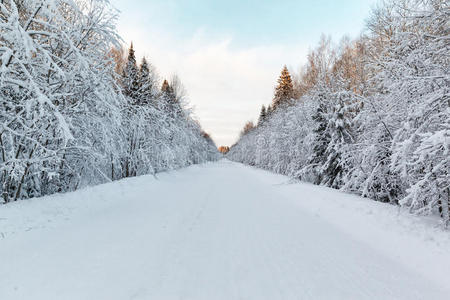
0, 0, 218, 203
228, 0, 449, 224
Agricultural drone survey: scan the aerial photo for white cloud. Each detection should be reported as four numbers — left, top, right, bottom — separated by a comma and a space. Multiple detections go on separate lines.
117, 25, 308, 146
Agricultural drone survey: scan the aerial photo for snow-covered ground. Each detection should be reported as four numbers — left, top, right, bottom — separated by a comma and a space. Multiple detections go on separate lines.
1, 159, 449, 300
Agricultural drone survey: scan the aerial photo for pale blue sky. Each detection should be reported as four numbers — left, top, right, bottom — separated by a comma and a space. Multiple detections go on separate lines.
111, 0, 377, 146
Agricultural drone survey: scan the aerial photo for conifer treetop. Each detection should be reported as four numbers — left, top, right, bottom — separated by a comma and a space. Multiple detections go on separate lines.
272, 65, 294, 110
127, 42, 136, 65
122, 42, 140, 100
258, 105, 267, 126
161, 80, 172, 94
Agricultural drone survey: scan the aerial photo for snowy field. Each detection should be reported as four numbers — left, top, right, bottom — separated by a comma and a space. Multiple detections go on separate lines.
1, 159, 449, 300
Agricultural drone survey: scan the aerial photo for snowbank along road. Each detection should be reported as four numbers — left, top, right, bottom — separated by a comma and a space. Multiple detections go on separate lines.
1, 160, 449, 299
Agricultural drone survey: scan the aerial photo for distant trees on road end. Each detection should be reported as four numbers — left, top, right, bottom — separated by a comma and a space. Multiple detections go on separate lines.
218, 146, 230, 154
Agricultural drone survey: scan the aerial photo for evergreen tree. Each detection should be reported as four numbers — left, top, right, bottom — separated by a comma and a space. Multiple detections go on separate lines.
161, 80, 175, 100
122, 43, 140, 103
266, 105, 273, 118
306, 91, 330, 184
362, 130, 400, 203
138, 57, 156, 105
160, 80, 176, 113
272, 66, 295, 110
320, 90, 359, 188
258, 105, 267, 126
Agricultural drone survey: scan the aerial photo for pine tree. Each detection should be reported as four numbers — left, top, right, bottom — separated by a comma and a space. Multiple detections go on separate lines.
122, 43, 140, 103
159, 77, 184, 148
307, 92, 330, 184
363, 129, 400, 203
161, 80, 174, 99
121, 44, 141, 177
138, 57, 156, 105
320, 90, 359, 188
160, 80, 176, 112
266, 105, 273, 118
272, 66, 295, 110
258, 105, 267, 126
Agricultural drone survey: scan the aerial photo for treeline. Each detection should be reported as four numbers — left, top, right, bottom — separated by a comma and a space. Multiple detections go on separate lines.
228, 0, 449, 224
0, 0, 218, 203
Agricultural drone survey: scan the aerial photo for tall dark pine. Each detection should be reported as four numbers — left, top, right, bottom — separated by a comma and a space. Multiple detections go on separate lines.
272, 66, 294, 110
122, 43, 140, 103
160, 80, 182, 117
309, 96, 330, 185
266, 105, 273, 118
365, 130, 400, 204
161, 80, 176, 104
138, 57, 155, 105
258, 105, 267, 126
121, 43, 141, 178
320, 91, 358, 189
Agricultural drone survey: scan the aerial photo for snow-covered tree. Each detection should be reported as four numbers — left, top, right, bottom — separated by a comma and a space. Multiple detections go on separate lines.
0, 0, 218, 203
385, 0, 449, 222
122, 43, 140, 103
138, 57, 158, 105
272, 66, 295, 110
257, 105, 267, 126
320, 89, 360, 188
0, 0, 124, 202
228, 0, 448, 224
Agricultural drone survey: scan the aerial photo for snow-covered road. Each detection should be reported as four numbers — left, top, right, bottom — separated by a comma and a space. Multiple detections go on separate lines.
1, 160, 449, 299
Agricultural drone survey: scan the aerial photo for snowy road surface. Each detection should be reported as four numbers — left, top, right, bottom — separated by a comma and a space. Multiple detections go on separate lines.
1, 160, 449, 299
